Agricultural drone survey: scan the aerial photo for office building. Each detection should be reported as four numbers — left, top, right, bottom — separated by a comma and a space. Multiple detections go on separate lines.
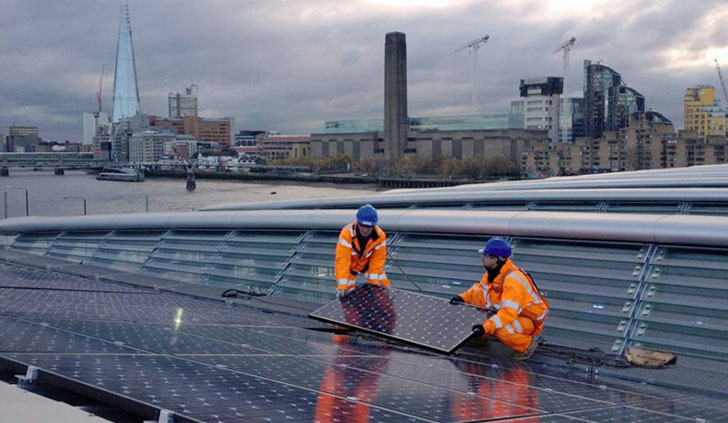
4, 126, 41, 152
128, 129, 175, 162
518, 77, 563, 142
168, 85, 198, 118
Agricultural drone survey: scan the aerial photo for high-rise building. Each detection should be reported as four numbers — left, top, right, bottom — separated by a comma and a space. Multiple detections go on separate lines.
168, 85, 198, 118
518, 77, 563, 142
384, 32, 408, 165
83, 112, 110, 145
111, 3, 141, 123
583, 60, 646, 138
684, 85, 728, 138
608, 85, 645, 131
583, 60, 621, 138
559, 97, 584, 143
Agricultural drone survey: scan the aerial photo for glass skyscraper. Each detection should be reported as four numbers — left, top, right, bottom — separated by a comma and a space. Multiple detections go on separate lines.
111, 3, 141, 123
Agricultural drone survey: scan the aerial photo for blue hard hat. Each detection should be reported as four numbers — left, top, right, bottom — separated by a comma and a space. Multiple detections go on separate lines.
356, 204, 378, 227
478, 237, 511, 258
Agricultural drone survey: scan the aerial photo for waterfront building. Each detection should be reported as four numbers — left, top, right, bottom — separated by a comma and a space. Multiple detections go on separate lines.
311, 128, 549, 167
261, 135, 310, 161
684, 85, 728, 138
168, 85, 198, 118
149, 115, 234, 146
128, 129, 176, 163
83, 112, 110, 145
111, 3, 141, 123
165, 135, 197, 160
4, 126, 41, 152
234, 130, 266, 147
110, 113, 150, 162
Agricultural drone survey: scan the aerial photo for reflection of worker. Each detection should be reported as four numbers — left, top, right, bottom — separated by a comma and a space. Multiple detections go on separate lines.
450, 237, 549, 360
315, 342, 391, 423
450, 360, 539, 421
335, 204, 390, 297
340, 284, 397, 334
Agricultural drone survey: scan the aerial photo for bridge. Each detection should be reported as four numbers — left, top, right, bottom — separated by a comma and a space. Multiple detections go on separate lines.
0, 152, 109, 175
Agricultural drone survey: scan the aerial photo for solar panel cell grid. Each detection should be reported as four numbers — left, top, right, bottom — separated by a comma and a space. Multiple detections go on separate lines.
309, 284, 491, 354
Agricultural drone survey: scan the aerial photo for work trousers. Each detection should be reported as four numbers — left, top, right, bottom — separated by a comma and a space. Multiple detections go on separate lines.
492, 315, 535, 353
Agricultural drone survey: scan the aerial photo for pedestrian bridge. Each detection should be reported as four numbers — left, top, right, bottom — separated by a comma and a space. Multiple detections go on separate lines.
1, 164, 728, 422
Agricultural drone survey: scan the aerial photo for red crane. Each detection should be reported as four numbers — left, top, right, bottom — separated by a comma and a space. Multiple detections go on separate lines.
97, 64, 105, 113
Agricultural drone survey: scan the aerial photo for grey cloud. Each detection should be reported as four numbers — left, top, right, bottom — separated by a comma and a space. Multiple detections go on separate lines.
2, 0, 727, 140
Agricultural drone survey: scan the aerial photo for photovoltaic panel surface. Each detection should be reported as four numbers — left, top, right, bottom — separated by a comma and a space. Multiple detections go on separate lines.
2, 258, 726, 423
309, 284, 491, 353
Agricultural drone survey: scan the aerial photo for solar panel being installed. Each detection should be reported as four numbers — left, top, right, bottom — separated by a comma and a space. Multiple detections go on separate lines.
309, 284, 491, 354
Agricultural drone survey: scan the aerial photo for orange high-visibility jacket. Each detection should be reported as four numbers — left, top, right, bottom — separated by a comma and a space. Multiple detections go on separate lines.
459, 259, 549, 335
335, 222, 390, 291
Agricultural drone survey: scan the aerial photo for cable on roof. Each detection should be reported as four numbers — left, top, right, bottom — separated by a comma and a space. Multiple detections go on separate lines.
536, 340, 631, 368
221, 287, 266, 298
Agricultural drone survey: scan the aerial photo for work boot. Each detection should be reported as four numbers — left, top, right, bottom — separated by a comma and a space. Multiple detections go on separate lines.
512, 339, 537, 361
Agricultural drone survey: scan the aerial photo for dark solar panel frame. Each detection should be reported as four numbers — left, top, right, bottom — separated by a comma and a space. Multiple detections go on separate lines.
309, 284, 491, 354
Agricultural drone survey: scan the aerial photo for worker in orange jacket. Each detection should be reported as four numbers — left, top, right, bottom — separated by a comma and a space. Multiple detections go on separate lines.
450, 237, 549, 360
335, 204, 390, 297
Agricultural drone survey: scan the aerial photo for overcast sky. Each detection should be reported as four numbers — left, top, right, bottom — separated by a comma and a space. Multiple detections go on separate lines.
2, 0, 727, 141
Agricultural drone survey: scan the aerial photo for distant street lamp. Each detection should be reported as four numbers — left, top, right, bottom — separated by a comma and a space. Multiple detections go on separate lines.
6, 186, 29, 216
63, 196, 87, 215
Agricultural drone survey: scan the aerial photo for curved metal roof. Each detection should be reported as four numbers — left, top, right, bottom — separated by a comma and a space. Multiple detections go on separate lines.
2, 209, 727, 247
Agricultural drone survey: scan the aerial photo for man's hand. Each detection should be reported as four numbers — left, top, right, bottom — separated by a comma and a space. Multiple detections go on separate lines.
450, 295, 465, 305
471, 324, 486, 337
336, 289, 350, 299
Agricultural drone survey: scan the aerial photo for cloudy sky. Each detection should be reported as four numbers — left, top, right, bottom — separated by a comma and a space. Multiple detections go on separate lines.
2, 0, 727, 141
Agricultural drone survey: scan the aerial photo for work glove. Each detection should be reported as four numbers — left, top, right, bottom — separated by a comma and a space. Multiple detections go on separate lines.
450, 295, 465, 305
472, 324, 486, 337
336, 289, 350, 299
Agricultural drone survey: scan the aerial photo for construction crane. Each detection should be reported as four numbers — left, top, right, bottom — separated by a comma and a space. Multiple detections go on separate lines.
715, 59, 728, 107
455, 35, 489, 112
96, 64, 105, 114
553, 37, 576, 97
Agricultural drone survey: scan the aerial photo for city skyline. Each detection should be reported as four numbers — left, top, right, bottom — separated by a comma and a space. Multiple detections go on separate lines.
2, 0, 727, 141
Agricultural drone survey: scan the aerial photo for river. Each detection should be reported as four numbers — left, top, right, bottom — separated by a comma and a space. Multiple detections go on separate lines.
1, 170, 375, 218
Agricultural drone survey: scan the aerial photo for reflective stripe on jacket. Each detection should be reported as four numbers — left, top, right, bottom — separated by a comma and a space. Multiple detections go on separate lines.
334, 222, 390, 291
459, 259, 549, 335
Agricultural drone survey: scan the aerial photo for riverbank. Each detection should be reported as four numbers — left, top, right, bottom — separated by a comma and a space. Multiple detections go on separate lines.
145, 169, 480, 189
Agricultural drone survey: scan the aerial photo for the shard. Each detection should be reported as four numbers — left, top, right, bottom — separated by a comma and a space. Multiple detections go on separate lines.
111, 3, 141, 123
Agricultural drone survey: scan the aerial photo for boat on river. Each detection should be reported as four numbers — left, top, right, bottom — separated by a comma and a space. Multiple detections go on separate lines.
96, 167, 145, 182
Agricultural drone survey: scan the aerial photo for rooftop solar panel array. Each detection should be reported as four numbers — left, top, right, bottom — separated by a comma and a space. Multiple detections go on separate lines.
5, 223, 728, 369
3, 260, 727, 423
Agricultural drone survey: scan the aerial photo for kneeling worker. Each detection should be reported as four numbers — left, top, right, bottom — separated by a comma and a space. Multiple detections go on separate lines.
450, 237, 549, 360
335, 204, 390, 297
